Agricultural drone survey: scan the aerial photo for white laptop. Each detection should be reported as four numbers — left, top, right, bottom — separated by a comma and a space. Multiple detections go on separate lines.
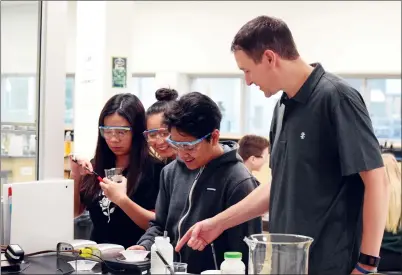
2, 179, 74, 254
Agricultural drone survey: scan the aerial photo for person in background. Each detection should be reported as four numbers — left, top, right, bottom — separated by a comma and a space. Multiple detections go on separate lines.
128, 92, 262, 274
176, 15, 389, 275
238, 135, 270, 226
378, 153, 401, 272
238, 134, 269, 173
143, 88, 178, 163
70, 93, 164, 248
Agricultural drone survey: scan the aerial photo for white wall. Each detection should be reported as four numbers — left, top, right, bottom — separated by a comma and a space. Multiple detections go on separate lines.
130, 1, 401, 75
1, 2, 39, 74
1, 1, 76, 74
2, 1, 401, 75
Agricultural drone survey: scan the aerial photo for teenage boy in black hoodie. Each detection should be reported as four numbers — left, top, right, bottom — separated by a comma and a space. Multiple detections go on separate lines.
128, 92, 262, 274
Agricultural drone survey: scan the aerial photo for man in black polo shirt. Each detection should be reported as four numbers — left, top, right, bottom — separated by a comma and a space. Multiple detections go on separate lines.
176, 15, 389, 274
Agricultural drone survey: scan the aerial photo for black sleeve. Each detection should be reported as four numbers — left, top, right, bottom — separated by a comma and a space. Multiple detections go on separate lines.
224, 177, 263, 267
332, 91, 384, 176
137, 168, 170, 251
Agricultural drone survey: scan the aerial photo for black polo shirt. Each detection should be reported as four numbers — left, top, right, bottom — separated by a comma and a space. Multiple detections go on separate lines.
269, 63, 384, 275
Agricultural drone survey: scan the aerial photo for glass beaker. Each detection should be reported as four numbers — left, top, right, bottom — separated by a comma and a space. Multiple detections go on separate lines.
173, 262, 188, 273
244, 233, 313, 274
104, 168, 123, 183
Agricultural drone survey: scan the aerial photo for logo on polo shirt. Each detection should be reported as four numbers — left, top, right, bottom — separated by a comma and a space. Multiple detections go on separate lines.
300, 132, 306, 139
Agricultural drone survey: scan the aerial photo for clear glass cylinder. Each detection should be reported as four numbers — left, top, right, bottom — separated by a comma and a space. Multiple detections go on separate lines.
244, 233, 313, 274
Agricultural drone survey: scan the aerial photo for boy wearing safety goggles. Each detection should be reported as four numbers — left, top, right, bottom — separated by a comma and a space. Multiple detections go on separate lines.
129, 92, 262, 274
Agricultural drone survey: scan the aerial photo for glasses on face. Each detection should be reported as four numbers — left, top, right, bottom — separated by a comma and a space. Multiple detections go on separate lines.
143, 128, 170, 142
166, 133, 212, 152
99, 126, 131, 140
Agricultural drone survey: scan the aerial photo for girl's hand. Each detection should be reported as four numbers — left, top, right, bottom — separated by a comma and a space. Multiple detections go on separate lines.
70, 155, 93, 179
99, 177, 128, 206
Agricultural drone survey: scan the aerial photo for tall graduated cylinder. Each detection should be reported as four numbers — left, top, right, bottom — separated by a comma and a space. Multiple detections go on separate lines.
244, 233, 313, 274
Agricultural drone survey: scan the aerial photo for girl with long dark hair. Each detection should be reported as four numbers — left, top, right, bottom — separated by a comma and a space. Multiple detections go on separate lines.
70, 93, 164, 248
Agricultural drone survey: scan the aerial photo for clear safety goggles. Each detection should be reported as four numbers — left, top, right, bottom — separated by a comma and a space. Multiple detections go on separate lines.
166, 133, 211, 152
143, 128, 170, 142
99, 126, 131, 140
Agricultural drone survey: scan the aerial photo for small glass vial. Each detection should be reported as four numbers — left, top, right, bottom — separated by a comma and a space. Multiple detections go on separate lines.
220, 252, 245, 274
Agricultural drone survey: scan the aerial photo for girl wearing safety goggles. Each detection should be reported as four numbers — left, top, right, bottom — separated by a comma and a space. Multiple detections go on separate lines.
143, 88, 178, 163
70, 93, 164, 249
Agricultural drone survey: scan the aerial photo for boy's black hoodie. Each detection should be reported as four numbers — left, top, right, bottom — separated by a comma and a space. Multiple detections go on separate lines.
137, 141, 262, 274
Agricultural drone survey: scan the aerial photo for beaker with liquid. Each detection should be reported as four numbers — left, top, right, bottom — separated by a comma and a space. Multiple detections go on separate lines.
244, 233, 313, 274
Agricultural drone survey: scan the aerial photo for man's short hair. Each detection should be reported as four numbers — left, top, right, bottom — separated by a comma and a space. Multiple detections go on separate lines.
231, 15, 299, 62
164, 92, 222, 140
238, 134, 270, 161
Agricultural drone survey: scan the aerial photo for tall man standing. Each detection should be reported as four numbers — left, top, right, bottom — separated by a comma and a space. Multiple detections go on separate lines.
176, 15, 389, 275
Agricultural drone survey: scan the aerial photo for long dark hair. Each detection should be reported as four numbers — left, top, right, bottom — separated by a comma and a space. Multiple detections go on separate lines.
81, 93, 150, 202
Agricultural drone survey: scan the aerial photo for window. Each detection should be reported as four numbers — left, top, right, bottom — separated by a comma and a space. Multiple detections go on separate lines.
1, 1, 40, 184
65, 75, 74, 127
63, 75, 160, 129
1, 75, 36, 123
339, 77, 401, 142
190, 77, 243, 135
366, 78, 401, 141
245, 85, 282, 137
132, 76, 157, 110
242, 76, 401, 142
0, 75, 38, 182
343, 77, 370, 104
343, 78, 365, 93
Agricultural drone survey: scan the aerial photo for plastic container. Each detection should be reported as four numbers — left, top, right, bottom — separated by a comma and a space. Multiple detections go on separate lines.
150, 236, 173, 274
64, 131, 72, 156
220, 252, 245, 274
